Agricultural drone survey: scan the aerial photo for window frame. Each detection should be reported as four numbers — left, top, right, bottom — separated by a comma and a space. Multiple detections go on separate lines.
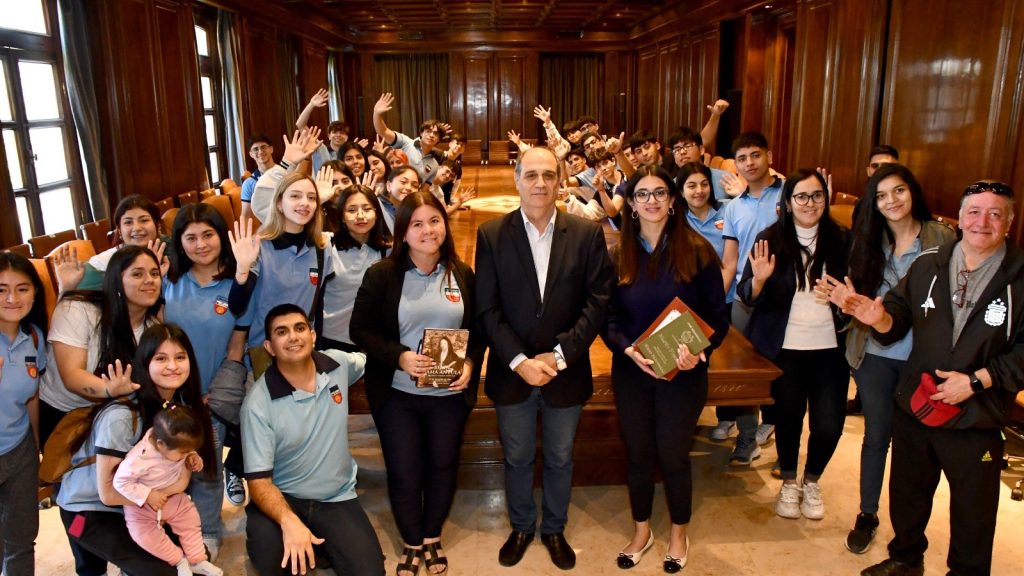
192, 12, 226, 187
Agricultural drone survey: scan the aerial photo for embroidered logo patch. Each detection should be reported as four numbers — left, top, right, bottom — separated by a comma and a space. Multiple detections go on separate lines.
309, 268, 319, 286
214, 296, 229, 315
25, 356, 38, 379
714, 219, 724, 231
329, 384, 342, 404
985, 299, 1007, 327
444, 287, 462, 303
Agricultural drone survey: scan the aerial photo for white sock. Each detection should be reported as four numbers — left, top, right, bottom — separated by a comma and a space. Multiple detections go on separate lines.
175, 556, 193, 576
190, 559, 224, 576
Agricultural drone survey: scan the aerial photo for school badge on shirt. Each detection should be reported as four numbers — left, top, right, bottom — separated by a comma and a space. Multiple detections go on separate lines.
25, 356, 38, 379
309, 268, 320, 286
214, 296, 229, 315
444, 286, 462, 303
714, 219, 724, 230
329, 384, 342, 404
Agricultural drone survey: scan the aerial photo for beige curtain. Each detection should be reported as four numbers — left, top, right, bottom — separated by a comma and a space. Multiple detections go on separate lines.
373, 54, 449, 135
539, 53, 602, 138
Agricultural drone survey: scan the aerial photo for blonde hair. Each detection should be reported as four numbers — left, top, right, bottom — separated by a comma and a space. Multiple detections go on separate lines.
259, 171, 327, 249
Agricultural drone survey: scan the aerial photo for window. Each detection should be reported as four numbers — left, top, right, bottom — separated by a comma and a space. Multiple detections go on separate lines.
0, 0, 88, 244
193, 17, 225, 185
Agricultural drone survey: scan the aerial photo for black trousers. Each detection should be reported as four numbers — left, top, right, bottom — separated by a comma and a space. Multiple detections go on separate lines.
772, 347, 849, 480
246, 495, 384, 576
613, 360, 707, 524
372, 389, 470, 545
887, 409, 1003, 576
59, 508, 176, 576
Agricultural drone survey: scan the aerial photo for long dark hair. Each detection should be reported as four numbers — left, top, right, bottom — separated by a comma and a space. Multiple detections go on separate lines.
675, 161, 721, 211
389, 191, 459, 285
111, 195, 162, 246
338, 142, 369, 175
61, 245, 163, 374
761, 169, 845, 291
0, 252, 48, 337
617, 165, 720, 285
848, 163, 935, 297
331, 185, 392, 253
133, 324, 217, 479
168, 203, 236, 283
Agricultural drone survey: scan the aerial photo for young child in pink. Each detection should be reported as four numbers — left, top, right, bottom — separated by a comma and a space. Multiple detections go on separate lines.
114, 404, 223, 576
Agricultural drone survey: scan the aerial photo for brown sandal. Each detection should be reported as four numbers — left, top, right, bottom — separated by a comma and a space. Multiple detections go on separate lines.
422, 542, 448, 574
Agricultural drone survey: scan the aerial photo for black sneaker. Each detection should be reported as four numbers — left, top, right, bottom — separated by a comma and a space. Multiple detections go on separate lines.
846, 512, 879, 554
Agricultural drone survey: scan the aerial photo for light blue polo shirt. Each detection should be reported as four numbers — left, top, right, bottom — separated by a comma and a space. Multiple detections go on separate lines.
57, 402, 141, 513
311, 143, 342, 175
391, 132, 439, 183
323, 243, 384, 345
865, 240, 922, 361
574, 167, 597, 190
241, 349, 366, 502
392, 263, 465, 396
245, 236, 336, 350
240, 169, 263, 203
721, 177, 784, 298
0, 325, 45, 455
163, 272, 247, 393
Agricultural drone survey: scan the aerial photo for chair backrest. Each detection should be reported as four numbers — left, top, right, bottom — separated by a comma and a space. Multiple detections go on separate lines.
240, 171, 252, 182
46, 239, 97, 262
161, 208, 180, 234
462, 140, 483, 165
80, 219, 112, 252
719, 158, 737, 174
488, 141, 510, 165
202, 195, 236, 226
198, 188, 216, 200
28, 229, 77, 258
709, 156, 724, 169
830, 204, 854, 229
155, 197, 175, 214
832, 192, 858, 206
29, 258, 57, 320
178, 190, 198, 206
224, 187, 242, 219
220, 178, 239, 190
5, 243, 32, 257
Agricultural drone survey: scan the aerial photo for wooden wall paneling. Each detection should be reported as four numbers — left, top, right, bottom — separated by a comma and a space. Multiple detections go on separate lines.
241, 22, 287, 143
358, 52, 376, 140
337, 52, 363, 133
637, 47, 658, 133
739, 11, 768, 134
490, 53, 526, 155
299, 39, 329, 130
685, 27, 721, 144
881, 0, 1024, 220
463, 54, 492, 144
787, 0, 838, 174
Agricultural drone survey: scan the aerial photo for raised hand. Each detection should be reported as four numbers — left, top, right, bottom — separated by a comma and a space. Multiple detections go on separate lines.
100, 359, 140, 397
354, 137, 369, 150
456, 187, 477, 204
676, 344, 706, 372
373, 92, 395, 116
533, 105, 552, 125
53, 243, 85, 292
816, 166, 834, 201
748, 240, 776, 283
720, 171, 748, 198
282, 130, 314, 165
507, 129, 522, 145
358, 170, 378, 190
845, 294, 888, 328
606, 131, 626, 154
301, 126, 322, 156
707, 99, 730, 116
625, 346, 660, 379
308, 88, 328, 109
229, 217, 261, 273
372, 134, 388, 153
315, 165, 336, 201
147, 239, 170, 277
816, 273, 857, 309
439, 122, 452, 136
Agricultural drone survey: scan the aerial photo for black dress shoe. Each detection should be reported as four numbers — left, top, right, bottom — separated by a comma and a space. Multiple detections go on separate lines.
498, 530, 534, 567
860, 558, 924, 576
541, 532, 576, 570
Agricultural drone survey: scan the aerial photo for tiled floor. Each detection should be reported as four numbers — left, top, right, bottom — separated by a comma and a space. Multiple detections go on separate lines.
36, 406, 1024, 575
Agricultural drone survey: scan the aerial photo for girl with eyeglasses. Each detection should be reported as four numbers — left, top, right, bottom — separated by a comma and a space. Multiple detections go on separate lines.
605, 166, 729, 572
820, 164, 953, 554
736, 168, 852, 522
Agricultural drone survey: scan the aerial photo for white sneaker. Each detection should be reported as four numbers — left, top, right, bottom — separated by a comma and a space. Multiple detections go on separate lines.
203, 537, 220, 563
775, 482, 802, 519
710, 421, 737, 441
756, 423, 775, 446
801, 481, 825, 520
191, 560, 223, 576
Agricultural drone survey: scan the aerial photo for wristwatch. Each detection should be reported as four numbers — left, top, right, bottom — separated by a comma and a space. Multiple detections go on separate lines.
553, 350, 567, 371
969, 372, 985, 393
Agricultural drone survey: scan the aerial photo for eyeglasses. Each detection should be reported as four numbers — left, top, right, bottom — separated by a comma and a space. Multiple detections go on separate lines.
249, 145, 270, 153
634, 188, 670, 203
791, 191, 827, 206
952, 269, 971, 308
963, 181, 1014, 199
672, 142, 697, 153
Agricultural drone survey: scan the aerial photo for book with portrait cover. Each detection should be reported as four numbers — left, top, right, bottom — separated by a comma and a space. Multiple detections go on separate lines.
634, 297, 715, 379
416, 328, 469, 388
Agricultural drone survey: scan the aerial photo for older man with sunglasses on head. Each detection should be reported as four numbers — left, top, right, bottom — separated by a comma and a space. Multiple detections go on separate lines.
828, 181, 1024, 576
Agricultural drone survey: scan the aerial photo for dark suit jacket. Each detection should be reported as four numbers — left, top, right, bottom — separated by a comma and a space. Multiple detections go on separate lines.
475, 209, 615, 407
350, 255, 484, 412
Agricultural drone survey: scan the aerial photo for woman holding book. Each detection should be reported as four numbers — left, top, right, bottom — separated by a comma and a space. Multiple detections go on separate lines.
351, 190, 483, 576
605, 166, 729, 572
736, 169, 853, 521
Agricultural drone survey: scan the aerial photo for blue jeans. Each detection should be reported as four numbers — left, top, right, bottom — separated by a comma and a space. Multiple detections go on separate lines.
495, 388, 583, 535
853, 353, 903, 515
188, 418, 225, 540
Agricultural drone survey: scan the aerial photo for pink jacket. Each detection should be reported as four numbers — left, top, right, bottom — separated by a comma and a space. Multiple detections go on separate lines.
113, 429, 188, 507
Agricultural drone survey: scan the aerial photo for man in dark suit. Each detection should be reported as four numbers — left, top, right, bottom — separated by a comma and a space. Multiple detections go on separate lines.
475, 146, 614, 570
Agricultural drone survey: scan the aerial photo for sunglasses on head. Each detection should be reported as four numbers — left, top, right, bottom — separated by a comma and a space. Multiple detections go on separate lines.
963, 181, 1014, 199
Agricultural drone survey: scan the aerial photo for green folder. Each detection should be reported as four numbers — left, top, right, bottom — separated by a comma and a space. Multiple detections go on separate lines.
635, 310, 712, 378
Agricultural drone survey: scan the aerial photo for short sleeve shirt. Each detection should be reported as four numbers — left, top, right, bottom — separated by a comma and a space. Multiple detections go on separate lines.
241, 349, 366, 502
322, 243, 383, 344
240, 169, 263, 203
0, 325, 46, 454
391, 132, 439, 183
163, 272, 242, 393
56, 402, 141, 513
721, 177, 784, 294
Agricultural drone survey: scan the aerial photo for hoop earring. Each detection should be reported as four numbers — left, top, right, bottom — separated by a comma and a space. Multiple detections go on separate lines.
631, 210, 639, 220
668, 206, 675, 216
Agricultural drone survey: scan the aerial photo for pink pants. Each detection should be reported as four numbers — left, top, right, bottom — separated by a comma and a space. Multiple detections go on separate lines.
123, 492, 207, 565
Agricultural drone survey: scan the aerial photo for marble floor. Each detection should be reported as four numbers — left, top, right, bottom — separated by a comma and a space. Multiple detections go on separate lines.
35, 403, 1024, 575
